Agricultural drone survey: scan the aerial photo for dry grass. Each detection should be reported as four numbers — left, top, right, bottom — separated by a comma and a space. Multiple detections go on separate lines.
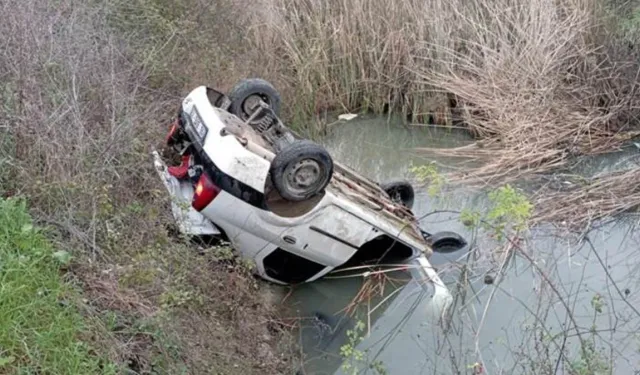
3, 0, 640, 370
251, 0, 640, 226
256, 0, 640, 187
411, 0, 640, 185
0, 0, 295, 372
532, 168, 640, 229
254, 0, 455, 123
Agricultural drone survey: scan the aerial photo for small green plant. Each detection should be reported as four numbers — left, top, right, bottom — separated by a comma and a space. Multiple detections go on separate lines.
409, 162, 445, 197
340, 320, 387, 375
213, 245, 235, 262
566, 293, 610, 375
457, 185, 532, 241
590, 293, 604, 314
460, 209, 482, 228
160, 288, 203, 309
568, 341, 610, 375
485, 184, 533, 239
160, 271, 205, 310
238, 257, 256, 273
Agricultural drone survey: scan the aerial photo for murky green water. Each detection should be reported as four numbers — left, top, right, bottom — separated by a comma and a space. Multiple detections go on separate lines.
284, 115, 640, 375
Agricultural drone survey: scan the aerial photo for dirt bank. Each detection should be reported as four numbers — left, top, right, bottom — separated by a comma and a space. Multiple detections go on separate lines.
0, 0, 298, 373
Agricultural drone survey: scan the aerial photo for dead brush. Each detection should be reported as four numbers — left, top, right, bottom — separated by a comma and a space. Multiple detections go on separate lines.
411, 0, 640, 186
338, 273, 392, 317
0, 0, 296, 372
532, 168, 640, 230
253, 0, 451, 122
0, 0, 257, 258
0, 0, 175, 252
256, 0, 640, 220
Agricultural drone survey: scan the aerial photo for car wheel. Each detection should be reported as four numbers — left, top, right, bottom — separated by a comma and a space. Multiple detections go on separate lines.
426, 231, 468, 254
270, 140, 334, 202
228, 78, 282, 123
380, 180, 415, 209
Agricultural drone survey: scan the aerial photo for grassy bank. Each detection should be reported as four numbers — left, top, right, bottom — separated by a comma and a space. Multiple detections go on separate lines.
0, 197, 293, 374
0, 198, 111, 374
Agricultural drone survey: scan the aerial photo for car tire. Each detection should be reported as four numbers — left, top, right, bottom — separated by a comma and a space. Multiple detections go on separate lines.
380, 180, 415, 209
270, 140, 334, 202
426, 231, 468, 254
228, 78, 282, 123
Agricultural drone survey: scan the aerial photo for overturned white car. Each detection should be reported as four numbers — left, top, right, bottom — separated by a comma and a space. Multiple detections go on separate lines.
153, 79, 462, 306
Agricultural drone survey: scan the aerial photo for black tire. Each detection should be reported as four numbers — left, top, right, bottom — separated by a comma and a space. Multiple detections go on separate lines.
270, 140, 334, 202
426, 231, 468, 254
380, 180, 415, 209
228, 78, 282, 122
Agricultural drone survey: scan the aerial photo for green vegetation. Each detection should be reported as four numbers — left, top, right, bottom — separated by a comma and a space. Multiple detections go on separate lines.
340, 320, 387, 375
0, 197, 292, 374
0, 198, 114, 374
410, 163, 446, 197
485, 185, 533, 236
459, 184, 533, 241
566, 294, 610, 375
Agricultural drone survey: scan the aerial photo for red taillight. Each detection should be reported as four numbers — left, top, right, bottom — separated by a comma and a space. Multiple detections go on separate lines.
192, 173, 220, 211
166, 120, 179, 145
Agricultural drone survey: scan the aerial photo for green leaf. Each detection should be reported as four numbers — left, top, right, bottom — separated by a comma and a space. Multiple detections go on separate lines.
52, 250, 72, 265
0, 356, 15, 367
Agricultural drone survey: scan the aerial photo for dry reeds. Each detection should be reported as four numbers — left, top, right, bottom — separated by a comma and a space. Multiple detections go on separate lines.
533, 168, 640, 229
254, 0, 454, 121
256, 0, 640, 194
412, 0, 640, 185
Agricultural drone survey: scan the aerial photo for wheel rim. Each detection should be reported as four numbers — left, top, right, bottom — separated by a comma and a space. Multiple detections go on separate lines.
387, 187, 408, 206
388, 188, 402, 204
283, 159, 326, 199
242, 94, 270, 120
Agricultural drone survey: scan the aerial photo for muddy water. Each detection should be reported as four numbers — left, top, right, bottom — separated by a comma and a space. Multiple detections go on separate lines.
283, 115, 640, 375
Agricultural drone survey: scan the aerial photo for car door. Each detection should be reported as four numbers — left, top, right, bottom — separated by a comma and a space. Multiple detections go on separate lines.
268, 204, 374, 268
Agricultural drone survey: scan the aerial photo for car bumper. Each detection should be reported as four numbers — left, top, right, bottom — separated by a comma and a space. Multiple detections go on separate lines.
413, 254, 453, 315
152, 149, 221, 236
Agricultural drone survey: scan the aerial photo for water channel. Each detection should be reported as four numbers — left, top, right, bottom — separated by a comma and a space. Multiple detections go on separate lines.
282, 115, 640, 375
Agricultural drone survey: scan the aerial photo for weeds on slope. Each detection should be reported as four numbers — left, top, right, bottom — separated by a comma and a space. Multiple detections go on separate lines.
0, 0, 295, 372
